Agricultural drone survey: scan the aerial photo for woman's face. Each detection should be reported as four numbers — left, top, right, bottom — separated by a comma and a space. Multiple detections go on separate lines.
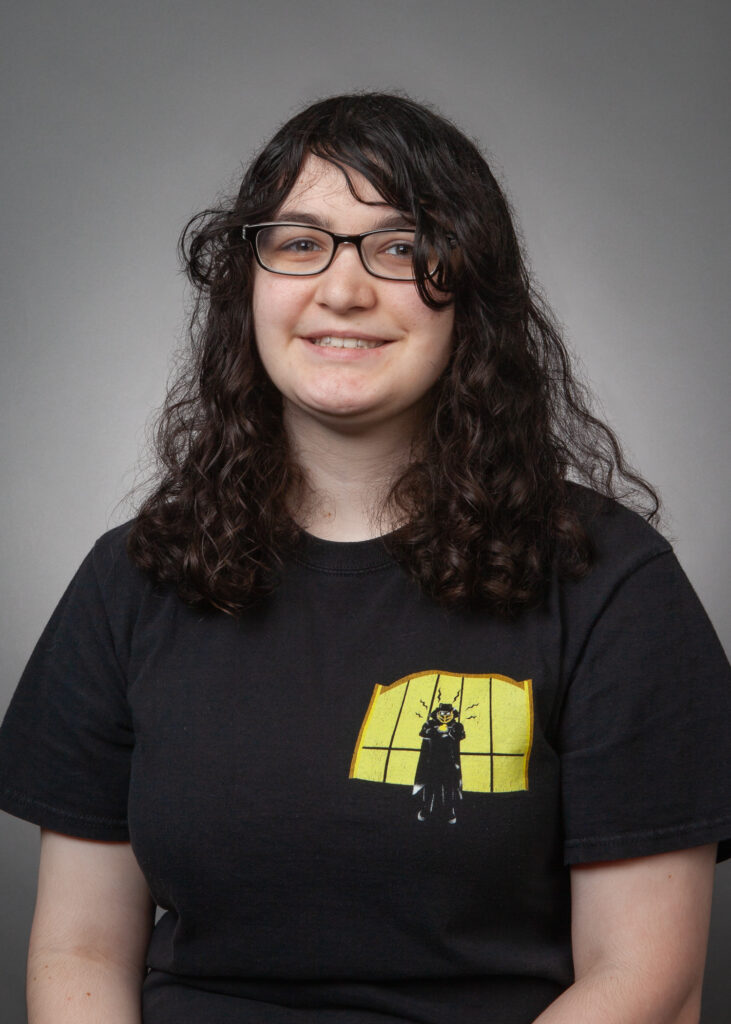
252, 155, 454, 442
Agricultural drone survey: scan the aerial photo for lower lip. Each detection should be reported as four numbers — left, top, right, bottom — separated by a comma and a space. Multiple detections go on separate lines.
299, 337, 392, 359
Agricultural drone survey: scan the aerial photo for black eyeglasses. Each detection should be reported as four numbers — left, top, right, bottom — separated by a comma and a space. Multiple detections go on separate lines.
242, 222, 441, 281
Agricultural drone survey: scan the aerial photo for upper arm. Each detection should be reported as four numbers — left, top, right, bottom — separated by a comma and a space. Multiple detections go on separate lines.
570, 844, 717, 1017
30, 830, 154, 975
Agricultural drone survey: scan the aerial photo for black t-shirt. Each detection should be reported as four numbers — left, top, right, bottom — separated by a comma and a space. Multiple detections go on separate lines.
1, 495, 730, 1024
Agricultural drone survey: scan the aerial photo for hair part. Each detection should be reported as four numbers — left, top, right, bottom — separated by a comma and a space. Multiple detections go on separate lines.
127, 90, 659, 616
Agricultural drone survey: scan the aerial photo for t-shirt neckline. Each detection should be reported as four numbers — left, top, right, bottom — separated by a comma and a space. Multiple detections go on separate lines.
293, 530, 396, 573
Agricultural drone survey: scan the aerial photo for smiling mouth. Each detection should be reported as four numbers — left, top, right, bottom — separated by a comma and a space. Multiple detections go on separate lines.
307, 336, 388, 349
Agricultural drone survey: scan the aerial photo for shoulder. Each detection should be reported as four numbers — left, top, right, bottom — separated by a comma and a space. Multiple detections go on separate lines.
552, 485, 675, 635
83, 519, 133, 580
91, 519, 134, 557
84, 519, 158, 609
567, 483, 671, 584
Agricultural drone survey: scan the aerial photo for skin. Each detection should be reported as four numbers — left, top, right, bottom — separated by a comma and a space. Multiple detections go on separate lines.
27, 830, 153, 1023
534, 844, 716, 1023
28, 833, 715, 1022
25, 155, 718, 1023
252, 155, 454, 540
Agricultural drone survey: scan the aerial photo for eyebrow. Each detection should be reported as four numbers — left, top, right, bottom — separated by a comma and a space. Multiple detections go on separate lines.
273, 210, 415, 231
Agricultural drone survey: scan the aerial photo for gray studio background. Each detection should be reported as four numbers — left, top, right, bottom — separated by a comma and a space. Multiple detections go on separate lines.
1, 1, 729, 1020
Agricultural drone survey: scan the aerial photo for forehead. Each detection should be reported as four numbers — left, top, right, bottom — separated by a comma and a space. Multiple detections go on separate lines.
277, 154, 393, 218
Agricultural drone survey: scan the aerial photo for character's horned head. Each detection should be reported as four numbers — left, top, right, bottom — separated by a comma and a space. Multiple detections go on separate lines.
434, 703, 457, 724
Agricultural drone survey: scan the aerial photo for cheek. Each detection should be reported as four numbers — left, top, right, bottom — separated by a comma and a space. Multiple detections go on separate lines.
391, 285, 454, 340
419, 305, 455, 371
252, 274, 307, 339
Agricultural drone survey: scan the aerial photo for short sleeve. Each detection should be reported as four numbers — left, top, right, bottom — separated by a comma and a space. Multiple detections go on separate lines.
560, 549, 731, 865
0, 545, 133, 840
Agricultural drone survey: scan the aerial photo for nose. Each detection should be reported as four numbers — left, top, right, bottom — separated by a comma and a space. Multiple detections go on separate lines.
313, 242, 377, 313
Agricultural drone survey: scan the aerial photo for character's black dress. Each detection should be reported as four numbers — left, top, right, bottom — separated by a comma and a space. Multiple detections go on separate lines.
414, 711, 466, 822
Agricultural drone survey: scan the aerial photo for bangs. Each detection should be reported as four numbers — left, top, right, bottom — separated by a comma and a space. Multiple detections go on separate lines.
236, 93, 491, 304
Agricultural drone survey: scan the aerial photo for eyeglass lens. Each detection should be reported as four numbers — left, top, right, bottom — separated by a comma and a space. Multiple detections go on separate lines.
254, 225, 437, 279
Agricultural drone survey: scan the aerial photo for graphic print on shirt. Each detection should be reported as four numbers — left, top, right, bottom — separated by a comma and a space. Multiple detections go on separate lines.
414, 701, 466, 822
349, 671, 533, 822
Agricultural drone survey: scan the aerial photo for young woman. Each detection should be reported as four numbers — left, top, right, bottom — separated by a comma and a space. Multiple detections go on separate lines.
1, 92, 729, 1024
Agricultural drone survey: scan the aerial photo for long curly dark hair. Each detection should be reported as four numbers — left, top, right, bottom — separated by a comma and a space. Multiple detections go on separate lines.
127, 91, 659, 615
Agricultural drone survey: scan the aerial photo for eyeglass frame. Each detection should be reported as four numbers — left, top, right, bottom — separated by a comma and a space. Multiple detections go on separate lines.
241, 222, 434, 282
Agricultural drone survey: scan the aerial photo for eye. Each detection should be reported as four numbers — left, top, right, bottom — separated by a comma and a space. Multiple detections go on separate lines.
256, 225, 332, 270
280, 236, 325, 254
380, 237, 415, 260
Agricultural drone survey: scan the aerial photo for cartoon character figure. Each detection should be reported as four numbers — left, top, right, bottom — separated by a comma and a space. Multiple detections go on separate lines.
413, 703, 466, 823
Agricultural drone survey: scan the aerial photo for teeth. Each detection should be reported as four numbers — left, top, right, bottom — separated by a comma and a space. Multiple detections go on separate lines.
311, 336, 384, 349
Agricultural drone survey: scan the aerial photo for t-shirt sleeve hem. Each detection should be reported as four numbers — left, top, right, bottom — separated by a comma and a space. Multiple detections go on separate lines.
0, 786, 129, 841
564, 817, 731, 865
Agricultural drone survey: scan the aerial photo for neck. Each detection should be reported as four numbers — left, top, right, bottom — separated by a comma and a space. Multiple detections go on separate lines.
284, 407, 419, 542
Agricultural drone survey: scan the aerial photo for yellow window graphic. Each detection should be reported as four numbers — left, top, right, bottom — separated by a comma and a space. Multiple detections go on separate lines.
349, 670, 533, 793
